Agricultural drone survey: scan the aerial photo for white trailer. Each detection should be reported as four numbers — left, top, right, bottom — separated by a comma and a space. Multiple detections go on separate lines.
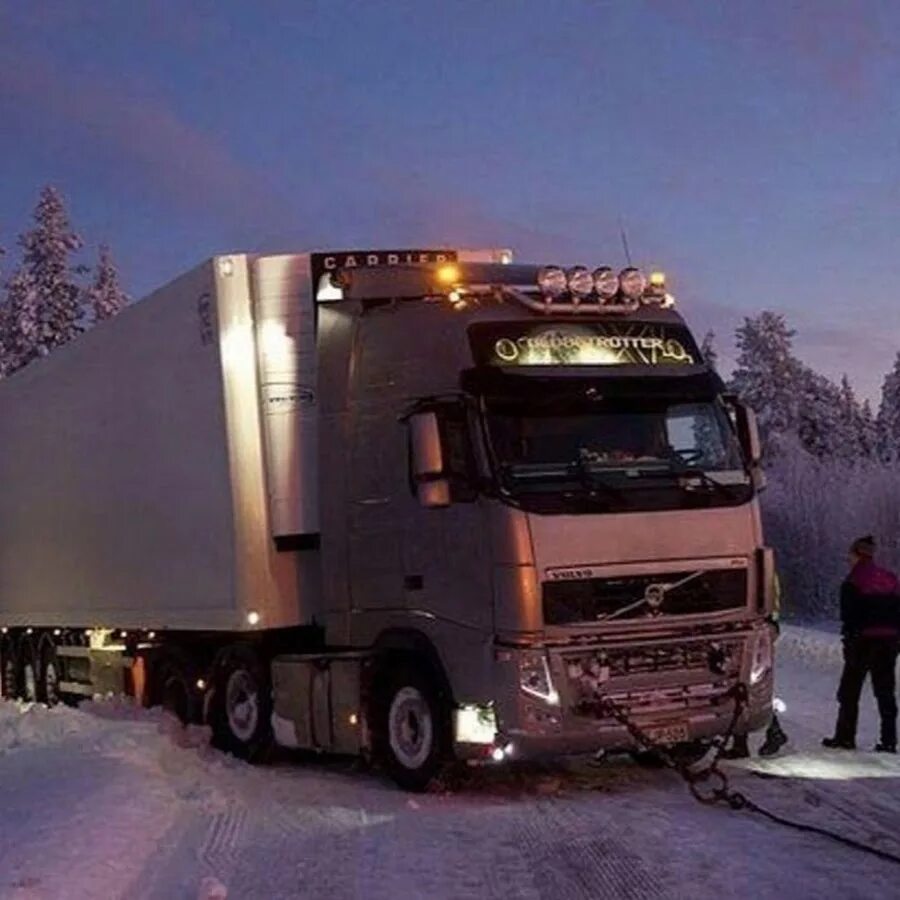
0, 249, 775, 789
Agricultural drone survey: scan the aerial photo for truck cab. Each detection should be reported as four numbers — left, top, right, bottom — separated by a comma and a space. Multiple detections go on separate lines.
272, 256, 774, 789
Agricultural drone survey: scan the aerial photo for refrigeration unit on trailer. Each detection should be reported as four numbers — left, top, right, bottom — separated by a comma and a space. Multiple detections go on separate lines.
0, 246, 775, 789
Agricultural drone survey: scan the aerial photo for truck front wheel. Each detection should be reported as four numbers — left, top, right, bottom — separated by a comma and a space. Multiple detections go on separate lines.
210, 645, 272, 762
372, 664, 450, 792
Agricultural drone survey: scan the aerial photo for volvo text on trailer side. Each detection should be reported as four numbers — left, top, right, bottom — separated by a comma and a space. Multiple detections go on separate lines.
0, 248, 775, 789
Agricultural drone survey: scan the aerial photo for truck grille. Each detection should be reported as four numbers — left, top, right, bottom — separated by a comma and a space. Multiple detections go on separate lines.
543, 568, 747, 626
563, 637, 745, 720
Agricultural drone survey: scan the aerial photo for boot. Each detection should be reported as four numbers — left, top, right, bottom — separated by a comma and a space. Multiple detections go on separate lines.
874, 743, 897, 754
822, 736, 856, 750
759, 719, 788, 757
721, 734, 750, 760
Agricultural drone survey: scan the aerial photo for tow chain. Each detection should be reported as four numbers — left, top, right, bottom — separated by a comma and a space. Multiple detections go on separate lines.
596, 683, 900, 867
597, 681, 750, 809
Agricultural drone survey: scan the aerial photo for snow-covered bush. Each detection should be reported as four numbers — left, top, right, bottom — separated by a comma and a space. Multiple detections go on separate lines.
763, 452, 900, 622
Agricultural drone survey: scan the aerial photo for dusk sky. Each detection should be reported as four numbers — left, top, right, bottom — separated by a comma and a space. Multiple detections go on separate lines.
1, 0, 899, 399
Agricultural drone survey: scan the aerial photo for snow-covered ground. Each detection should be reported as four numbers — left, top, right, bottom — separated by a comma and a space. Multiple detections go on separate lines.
0, 627, 898, 900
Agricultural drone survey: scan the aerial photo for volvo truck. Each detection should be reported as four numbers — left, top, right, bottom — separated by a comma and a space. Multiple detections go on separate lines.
0, 248, 775, 789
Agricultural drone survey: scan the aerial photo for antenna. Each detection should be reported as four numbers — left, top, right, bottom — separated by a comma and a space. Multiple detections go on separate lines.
618, 216, 633, 266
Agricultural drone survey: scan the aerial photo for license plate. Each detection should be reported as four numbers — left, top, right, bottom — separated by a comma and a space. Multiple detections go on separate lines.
645, 723, 689, 746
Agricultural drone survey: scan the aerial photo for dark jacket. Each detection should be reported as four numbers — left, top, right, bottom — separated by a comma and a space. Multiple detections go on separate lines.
840, 560, 900, 638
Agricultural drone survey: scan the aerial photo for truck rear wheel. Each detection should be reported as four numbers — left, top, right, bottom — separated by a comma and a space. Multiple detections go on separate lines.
210, 644, 272, 762
19, 639, 38, 703
372, 663, 450, 792
154, 655, 196, 724
1, 637, 17, 700
38, 640, 61, 706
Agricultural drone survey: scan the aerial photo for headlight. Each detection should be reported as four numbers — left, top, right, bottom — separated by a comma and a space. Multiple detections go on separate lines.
519, 650, 560, 705
592, 266, 619, 300
618, 267, 647, 301
750, 628, 773, 685
566, 266, 593, 301
537, 266, 567, 299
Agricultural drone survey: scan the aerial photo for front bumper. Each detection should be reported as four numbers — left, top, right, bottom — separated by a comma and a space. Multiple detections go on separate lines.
475, 626, 773, 761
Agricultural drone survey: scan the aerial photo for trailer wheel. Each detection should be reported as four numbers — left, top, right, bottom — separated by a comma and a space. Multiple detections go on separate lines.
372, 663, 450, 792
154, 656, 195, 724
19, 639, 38, 704
210, 645, 272, 762
1, 638, 17, 700
38, 640, 61, 706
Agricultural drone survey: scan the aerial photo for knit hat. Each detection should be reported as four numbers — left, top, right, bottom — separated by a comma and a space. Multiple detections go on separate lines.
851, 535, 876, 558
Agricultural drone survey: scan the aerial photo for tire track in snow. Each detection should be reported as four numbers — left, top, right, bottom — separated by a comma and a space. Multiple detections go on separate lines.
511, 798, 666, 899
200, 801, 248, 867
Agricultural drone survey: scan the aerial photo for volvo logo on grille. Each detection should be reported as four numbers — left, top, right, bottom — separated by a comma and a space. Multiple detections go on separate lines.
644, 583, 666, 613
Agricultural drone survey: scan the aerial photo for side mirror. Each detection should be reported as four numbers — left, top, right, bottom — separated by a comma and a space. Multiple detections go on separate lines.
409, 411, 451, 508
743, 407, 763, 467
725, 397, 762, 467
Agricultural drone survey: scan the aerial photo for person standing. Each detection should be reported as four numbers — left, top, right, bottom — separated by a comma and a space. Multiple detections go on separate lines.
823, 536, 900, 753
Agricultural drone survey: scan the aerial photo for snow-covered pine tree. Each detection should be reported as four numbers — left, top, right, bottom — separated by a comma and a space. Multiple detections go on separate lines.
2, 267, 42, 372
795, 367, 843, 459
832, 374, 870, 462
859, 399, 880, 460
877, 353, 900, 464
16, 186, 86, 358
88, 245, 129, 323
730, 312, 802, 457
699, 330, 718, 370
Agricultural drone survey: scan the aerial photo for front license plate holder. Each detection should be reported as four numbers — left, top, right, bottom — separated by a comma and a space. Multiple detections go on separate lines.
645, 723, 689, 746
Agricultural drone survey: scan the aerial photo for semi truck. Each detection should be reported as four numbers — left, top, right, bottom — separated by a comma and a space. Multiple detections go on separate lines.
0, 247, 775, 789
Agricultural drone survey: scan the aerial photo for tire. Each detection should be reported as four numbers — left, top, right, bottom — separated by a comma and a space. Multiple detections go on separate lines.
210, 644, 272, 762
38, 640, 61, 706
372, 662, 451, 792
154, 656, 196, 724
1, 638, 18, 700
19, 639, 38, 704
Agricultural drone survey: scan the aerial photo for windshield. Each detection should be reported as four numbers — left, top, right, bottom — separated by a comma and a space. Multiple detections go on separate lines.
484, 398, 751, 513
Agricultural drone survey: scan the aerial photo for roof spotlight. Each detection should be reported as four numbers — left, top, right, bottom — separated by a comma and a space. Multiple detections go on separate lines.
566, 266, 593, 302
619, 267, 647, 301
536, 266, 568, 300
592, 266, 619, 301
643, 270, 668, 306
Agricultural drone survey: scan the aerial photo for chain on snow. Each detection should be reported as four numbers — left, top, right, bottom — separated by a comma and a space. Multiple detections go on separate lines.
597, 682, 749, 808
596, 683, 900, 867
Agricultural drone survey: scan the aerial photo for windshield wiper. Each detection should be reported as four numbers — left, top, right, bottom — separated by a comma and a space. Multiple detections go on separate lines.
498, 461, 625, 502
636, 459, 746, 500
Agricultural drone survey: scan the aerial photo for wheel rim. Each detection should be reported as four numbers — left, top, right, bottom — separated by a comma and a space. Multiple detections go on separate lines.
44, 661, 60, 706
23, 662, 37, 703
225, 669, 259, 742
388, 686, 433, 770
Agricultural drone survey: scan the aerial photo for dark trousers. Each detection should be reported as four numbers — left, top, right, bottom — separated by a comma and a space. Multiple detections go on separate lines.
835, 636, 899, 746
